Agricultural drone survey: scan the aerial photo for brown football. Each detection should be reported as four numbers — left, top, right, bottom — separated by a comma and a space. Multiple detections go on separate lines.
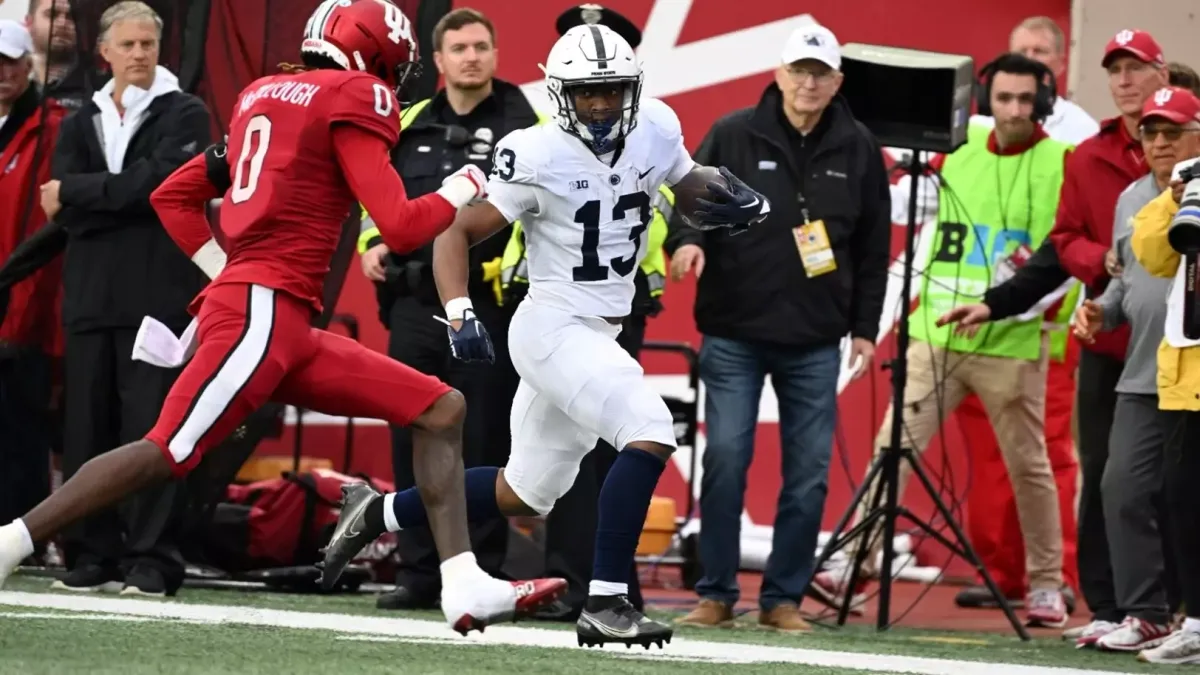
672, 165, 728, 230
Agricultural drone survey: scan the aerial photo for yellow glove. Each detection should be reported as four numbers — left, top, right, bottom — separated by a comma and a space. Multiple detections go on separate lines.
482, 257, 504, 306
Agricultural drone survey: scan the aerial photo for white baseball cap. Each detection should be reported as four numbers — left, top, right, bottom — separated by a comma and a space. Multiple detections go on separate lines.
0, 20, 34, 60
781, 24, 841, 70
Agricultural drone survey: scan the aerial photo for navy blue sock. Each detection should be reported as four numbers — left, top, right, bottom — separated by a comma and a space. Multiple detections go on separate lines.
592, 448, 667, 586
381, 466, 501, 530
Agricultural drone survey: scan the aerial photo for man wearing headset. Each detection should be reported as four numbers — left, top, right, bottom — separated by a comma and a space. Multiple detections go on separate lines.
822, 53, 1071, 628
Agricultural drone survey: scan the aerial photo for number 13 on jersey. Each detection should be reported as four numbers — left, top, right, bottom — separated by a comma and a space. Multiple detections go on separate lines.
572, 192, 652, 282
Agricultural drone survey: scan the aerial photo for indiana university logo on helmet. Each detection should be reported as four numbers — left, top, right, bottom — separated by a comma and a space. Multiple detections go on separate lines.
301, 0, 421, 95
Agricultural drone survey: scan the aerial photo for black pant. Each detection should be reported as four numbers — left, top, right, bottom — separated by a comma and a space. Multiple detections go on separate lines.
61, 328, 188, 588
1075, 349, 1124, 623
1103, 394, 1177, 624
541, 314, 648, 615
1162, 409, 1200, 618
386, 296, 518, 599
0, 348, 52, 534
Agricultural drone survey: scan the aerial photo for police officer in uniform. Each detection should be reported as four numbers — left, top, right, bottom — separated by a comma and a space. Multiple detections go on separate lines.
506, 3, 673, 621
356, 8, 541, 610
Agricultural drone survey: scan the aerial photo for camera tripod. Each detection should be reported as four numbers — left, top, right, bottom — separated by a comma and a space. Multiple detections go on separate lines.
811, 152, 1031, 640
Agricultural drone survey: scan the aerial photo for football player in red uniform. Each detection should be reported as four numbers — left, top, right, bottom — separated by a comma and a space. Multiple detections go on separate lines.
0, 0, 564, 634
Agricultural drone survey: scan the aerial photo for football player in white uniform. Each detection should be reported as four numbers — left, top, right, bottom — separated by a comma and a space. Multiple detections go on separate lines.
319, 24, 768, 649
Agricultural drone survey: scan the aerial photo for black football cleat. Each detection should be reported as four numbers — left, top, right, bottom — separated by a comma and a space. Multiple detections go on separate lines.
576, 595, 673, 649
317, 482, 382, 590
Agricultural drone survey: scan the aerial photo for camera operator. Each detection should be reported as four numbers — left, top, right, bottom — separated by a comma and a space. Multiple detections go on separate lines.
39, 1, 210, 596
670, 23, 890, 632
1068, 87, 1200, 650
1124, 145, 1200, 665
355, 8, 540, 611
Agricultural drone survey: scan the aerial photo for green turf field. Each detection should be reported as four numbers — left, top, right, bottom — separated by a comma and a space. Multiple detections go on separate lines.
0, 574, 1155, 674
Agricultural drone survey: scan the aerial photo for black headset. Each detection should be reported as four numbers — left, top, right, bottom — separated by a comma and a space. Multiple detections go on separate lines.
975, 53, 1057, 123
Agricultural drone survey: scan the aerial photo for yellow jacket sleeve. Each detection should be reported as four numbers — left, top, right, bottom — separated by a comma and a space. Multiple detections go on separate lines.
357, 100, 431, 254
1131, 188, 1181, 279
638, 185, 674, 297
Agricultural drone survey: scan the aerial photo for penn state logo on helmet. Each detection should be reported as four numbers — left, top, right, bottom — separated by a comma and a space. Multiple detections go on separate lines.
539, 24, 643, 153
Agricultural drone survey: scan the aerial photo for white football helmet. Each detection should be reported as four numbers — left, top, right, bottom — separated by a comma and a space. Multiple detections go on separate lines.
539, 24, 643, 152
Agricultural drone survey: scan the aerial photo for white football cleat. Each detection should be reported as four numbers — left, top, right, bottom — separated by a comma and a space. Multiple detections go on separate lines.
441, 575, 568, 635
0, 523, 29, 590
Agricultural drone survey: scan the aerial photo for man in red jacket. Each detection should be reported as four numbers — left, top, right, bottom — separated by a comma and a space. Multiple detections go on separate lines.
1047, 29, 1168, 645
0, 19, 66, 551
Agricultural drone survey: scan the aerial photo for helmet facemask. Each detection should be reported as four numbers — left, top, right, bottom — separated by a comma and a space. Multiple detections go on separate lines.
548, 74, 642, 153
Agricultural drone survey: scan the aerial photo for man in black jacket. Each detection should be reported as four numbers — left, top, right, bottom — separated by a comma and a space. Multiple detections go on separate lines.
37, 1, 210, 597
670, 23, 890, 630
356, 8, 539, 611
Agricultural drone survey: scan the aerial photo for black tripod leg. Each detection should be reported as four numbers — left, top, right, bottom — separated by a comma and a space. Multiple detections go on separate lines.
904, 452, 1032, 640
832, 454, 893, 625
814, 454, 888, 570
876, 448, 904, 629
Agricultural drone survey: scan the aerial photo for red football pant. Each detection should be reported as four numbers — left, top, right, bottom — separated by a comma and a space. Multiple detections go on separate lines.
962, 339, 1080, 597
146, 283, 451, 476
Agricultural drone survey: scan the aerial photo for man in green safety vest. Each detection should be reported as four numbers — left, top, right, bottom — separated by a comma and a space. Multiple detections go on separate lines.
354, 8, 540, 613
833, 53, 1072, 628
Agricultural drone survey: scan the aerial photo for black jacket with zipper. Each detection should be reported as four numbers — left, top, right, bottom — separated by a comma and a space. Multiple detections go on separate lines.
52, 90, 211, 333
665, 84, 891, 347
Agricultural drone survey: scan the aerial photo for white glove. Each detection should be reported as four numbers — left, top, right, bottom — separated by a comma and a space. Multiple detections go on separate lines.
436, 164, 488, 209
891, 174, 940, 225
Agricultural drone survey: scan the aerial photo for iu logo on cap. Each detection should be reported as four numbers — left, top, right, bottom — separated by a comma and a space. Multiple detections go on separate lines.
1156, 88, 1174, 106
1115, 29, 1134, 45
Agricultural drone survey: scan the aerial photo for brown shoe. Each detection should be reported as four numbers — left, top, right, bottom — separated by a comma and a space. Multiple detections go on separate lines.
676, 598, 734, 628
758, 604, 812, 633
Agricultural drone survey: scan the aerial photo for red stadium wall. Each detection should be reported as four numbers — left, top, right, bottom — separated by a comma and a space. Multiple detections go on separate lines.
256, 0, 1072, 572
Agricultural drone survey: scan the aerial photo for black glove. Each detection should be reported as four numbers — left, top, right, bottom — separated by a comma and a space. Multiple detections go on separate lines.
443, 310, 494, 363
694, 166, 770, 231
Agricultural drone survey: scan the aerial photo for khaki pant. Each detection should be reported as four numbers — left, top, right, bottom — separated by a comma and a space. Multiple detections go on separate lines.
853, 340, 1063, 590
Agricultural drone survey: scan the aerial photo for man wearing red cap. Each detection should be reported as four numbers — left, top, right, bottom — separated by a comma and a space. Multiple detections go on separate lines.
1071, 85, 1200, 651
1047, 28, 1168, 644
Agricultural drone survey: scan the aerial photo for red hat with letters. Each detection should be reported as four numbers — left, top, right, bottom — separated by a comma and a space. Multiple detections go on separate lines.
1140, 87, 1200, 125
1102, 29, 1165, 68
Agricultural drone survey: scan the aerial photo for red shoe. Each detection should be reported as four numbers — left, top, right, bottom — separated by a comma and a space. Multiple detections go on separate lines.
446, 577, 568, 636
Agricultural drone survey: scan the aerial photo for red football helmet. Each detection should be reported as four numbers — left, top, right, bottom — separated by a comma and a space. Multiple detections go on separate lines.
301, 0, 422, 97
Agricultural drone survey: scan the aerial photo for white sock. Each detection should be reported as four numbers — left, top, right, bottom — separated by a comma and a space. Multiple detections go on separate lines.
382, 493, 401, 533
440, 551, 484, 583
588, 580, 627, 597
9, 519, 34, 560
1184, 617, 1200, 634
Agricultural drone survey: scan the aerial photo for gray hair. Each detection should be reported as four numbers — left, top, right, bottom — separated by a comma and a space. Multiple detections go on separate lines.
98, 1, 163, 44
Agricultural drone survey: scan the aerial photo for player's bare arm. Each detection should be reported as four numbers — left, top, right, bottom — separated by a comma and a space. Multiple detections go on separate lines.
431, 200, 512, 323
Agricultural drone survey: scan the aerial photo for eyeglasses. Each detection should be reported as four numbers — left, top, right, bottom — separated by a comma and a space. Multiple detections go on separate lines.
1139, 126, 1200, 142
784, 64, 836, 85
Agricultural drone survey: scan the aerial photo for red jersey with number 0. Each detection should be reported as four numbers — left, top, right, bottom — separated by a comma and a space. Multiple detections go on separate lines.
212, 68, 400, 313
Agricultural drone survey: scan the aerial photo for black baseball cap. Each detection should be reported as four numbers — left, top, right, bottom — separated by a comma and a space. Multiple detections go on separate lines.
555, 4, 642, 48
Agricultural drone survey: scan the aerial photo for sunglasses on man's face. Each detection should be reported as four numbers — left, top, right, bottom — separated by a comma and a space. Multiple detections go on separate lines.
1140, 125, 1200, 142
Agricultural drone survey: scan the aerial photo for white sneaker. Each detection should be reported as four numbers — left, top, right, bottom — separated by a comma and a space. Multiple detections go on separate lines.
441, 574, 517, 632
0, 523, 28, 589
1096, 617, 1172, 652
1068, 619, 1120, 648
1139, 630, 1200, 664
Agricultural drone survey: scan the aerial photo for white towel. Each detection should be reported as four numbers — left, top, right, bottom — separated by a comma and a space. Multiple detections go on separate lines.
131, 316, 199, 368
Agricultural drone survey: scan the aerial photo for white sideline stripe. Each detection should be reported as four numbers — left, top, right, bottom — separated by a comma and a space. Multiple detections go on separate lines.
283, 375, 782, 426
0, 592, 1141, 675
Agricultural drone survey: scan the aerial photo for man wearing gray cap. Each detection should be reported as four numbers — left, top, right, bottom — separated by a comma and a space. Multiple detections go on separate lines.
669, 22, 890, 631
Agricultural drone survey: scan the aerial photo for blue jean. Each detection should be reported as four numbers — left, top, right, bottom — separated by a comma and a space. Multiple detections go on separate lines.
695, 335, 840, 610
